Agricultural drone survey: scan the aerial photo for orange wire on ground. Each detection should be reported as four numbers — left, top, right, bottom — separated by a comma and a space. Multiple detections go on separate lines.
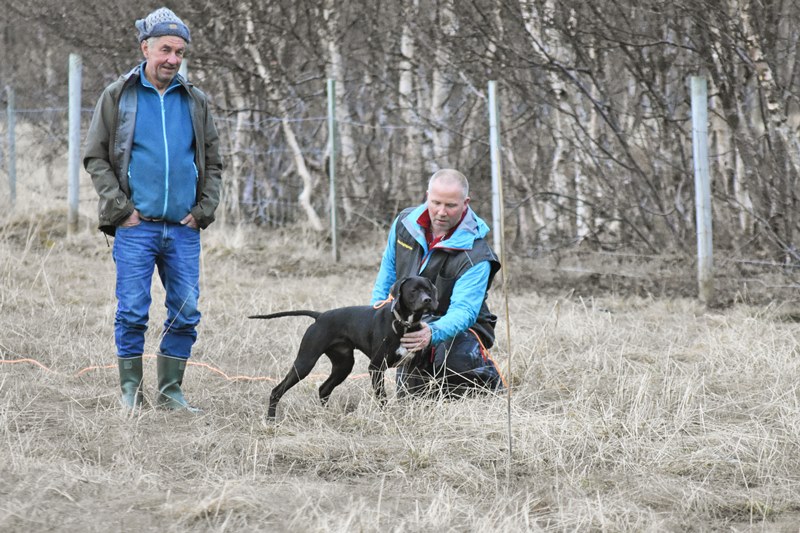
2, 325, 506, 388
468, 328, 509, 389
0, 355, 369, 382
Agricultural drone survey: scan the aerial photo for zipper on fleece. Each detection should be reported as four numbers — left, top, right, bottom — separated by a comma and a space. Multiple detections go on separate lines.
158, 92, 170, 219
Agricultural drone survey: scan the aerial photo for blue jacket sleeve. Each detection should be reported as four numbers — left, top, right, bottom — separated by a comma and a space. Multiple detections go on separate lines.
370, 220, 399, 305
428, 261, 490, 344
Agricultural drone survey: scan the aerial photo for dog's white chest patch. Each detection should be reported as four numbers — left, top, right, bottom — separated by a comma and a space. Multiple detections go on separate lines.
395, 346, 416, 367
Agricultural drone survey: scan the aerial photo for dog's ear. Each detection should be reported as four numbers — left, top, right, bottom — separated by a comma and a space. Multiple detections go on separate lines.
426, 278, 439, 309
389, 277, 408, 299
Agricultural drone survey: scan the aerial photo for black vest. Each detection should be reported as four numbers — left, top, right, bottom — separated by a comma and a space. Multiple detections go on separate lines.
393, 207, 501, 348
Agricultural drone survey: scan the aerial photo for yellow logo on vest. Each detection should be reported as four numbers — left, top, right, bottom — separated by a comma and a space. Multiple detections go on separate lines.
397, 239, 413, 250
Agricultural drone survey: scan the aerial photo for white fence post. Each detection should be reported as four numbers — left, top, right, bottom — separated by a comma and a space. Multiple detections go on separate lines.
5, 85, 15, 208
68, 54, 82, 235
691, 76, 714, 304
489, 80, 502, 255
327, 78, 339, 262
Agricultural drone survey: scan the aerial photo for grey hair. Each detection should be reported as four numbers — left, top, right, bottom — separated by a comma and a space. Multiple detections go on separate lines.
427, 169, 469, 198
145, 36, 189, 50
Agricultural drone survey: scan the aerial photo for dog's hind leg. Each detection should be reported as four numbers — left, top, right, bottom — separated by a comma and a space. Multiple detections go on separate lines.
268, 362, 312, 419
368, 357, 390, 406
318, 345, 355, 406
268, 333, 329, 418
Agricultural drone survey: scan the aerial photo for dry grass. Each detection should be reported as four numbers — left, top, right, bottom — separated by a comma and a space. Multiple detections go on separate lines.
2, 173, 800, 532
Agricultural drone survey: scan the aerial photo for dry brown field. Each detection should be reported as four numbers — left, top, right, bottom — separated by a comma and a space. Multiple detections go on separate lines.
3, 129, 800, 531
2, 203, 800, 532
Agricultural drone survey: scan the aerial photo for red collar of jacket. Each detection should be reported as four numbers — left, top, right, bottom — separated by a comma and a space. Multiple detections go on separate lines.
417, 208, 468, 249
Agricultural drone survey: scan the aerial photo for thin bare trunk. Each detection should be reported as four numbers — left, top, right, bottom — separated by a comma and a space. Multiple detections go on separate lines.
241, 7, 323, 231
283, 118, 324, 231
399, 1, 424, 202
429, 0, 455, 166
738, 0, 798, 258
322, 0, 363, 221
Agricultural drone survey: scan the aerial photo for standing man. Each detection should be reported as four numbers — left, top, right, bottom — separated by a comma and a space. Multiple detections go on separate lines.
371, 169, 503, 397
84, 7, 223, 411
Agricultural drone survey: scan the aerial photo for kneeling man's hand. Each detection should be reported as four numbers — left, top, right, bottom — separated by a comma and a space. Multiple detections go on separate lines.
401, 322, 431, 351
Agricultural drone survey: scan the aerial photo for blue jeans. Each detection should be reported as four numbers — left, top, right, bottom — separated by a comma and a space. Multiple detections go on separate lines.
112, 220, 201, 359
397, 331, 504, 397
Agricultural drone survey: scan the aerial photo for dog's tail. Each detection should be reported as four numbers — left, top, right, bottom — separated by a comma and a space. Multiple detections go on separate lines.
248, 310, 322, 320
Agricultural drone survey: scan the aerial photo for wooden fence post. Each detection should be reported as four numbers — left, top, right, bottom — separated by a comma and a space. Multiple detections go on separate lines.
489, 80, 514, 472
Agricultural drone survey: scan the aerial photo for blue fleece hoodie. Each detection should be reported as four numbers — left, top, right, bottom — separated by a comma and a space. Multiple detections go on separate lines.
371, 203, 492, 345
128, 62, 198, 222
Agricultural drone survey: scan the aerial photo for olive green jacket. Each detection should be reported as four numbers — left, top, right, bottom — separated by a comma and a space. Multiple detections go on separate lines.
83, 65, 223, 236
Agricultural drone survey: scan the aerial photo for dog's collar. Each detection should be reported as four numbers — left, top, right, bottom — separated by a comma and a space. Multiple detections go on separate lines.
388, 299, 413, 333
391, 308, 415, 335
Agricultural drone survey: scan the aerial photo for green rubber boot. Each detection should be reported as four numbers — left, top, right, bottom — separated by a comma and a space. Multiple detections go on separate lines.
118, 356, 144, 410
156, 354, 201, 413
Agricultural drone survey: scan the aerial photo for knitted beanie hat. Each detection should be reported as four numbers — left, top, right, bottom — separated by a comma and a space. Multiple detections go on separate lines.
135, 7, 191, 43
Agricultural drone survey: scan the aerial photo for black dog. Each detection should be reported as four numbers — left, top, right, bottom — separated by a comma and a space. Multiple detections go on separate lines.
249, 276, 438, 418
